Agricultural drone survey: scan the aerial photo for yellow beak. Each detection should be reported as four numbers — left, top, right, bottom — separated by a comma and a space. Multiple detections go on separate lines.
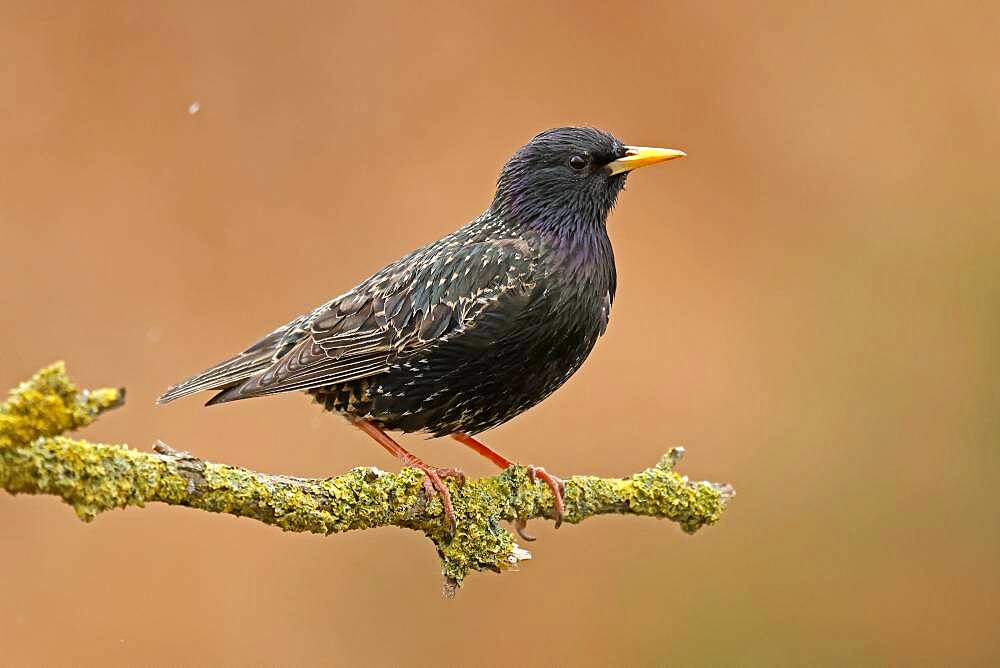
606, 146, 686, 175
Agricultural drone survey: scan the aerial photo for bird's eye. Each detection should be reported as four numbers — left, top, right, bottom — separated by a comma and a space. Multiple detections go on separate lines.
569, 155, 588, 170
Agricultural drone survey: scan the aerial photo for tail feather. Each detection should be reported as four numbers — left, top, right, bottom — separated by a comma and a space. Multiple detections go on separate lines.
156, 351, 274, 404
204, 382, 253, 406
156, 315, 316, 405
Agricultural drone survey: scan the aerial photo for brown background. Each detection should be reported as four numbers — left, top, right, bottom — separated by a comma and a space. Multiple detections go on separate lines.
2, 2, 998, 665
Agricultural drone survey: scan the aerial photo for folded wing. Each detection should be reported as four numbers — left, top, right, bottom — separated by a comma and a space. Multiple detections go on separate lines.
157, 235, 537, 406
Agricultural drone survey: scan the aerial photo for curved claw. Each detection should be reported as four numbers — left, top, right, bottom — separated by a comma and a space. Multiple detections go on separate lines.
527, 466, 566, 529
513, 517, 536, 542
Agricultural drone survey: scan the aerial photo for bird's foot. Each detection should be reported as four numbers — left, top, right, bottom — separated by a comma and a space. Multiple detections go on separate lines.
511, 467, 565, 541
527, 466, 566, 529
447, 434, 566, 538
347, 418, 465, 530
416, 465, 465, 530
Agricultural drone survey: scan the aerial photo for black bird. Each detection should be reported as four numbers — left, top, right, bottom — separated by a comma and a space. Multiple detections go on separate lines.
158, 127, 684, 532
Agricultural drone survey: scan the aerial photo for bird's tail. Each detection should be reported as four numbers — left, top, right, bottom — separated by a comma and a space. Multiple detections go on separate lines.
156, 311, 320, 406
156, 349, 275, 405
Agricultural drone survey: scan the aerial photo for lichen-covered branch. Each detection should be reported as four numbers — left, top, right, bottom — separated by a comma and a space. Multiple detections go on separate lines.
1, 363, 734, 592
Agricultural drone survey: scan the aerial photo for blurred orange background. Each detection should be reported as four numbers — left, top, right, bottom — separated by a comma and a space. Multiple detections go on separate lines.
2, 2, 998, 665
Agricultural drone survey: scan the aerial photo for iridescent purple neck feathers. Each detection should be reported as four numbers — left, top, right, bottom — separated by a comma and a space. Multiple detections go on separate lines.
488, 127, 625, 275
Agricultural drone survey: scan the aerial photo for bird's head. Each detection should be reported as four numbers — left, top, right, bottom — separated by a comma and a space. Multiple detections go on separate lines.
491, 127, 685, 233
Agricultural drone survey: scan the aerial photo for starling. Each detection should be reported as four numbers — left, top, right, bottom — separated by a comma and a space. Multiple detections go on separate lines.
158, 127, 684, 532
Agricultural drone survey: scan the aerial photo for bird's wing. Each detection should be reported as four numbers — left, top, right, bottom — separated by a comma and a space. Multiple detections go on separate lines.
169, 235, 538, 405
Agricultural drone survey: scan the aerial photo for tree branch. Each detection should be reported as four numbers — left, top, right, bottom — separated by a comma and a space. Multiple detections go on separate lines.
0, 363, 734, 593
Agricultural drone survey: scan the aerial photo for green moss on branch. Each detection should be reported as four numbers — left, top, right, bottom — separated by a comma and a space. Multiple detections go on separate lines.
0, 363, 734, 592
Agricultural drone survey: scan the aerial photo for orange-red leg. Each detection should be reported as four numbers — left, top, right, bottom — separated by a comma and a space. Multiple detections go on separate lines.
451, 433, 566, 537
348, 417, 464, 528
451, 432, 515, 468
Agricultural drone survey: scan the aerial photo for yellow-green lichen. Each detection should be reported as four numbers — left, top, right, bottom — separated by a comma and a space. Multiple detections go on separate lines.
0, 362, 122, 449
1, 436, 162, 520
